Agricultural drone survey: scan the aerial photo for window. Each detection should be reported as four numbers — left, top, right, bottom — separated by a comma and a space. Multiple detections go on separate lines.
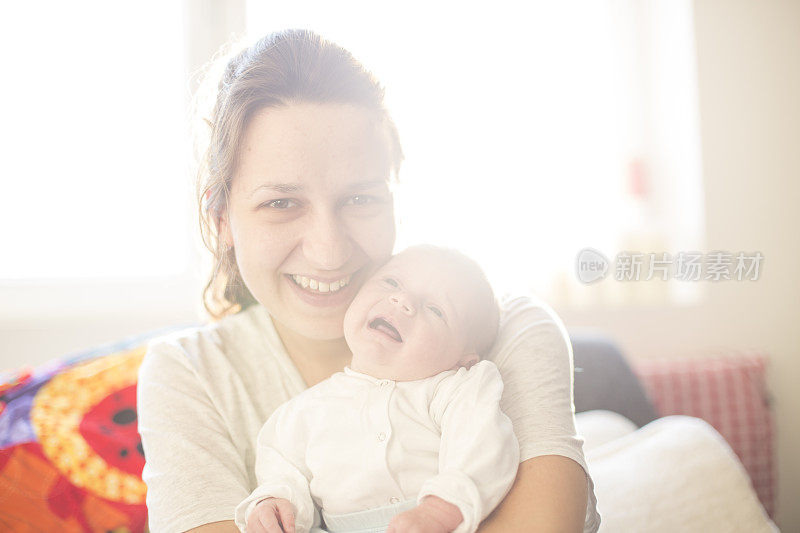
1, 0, 705, 325
1, 1, 196, 320
245, 0, 706, 308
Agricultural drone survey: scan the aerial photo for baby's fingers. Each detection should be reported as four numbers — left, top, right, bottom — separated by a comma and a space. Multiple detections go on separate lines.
249, 503, 285, 533
273, 499, 296, 533
256, 511, 285, 533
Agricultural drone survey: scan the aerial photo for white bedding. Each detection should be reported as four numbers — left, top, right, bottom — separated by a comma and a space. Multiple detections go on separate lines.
575, 411, 780, 533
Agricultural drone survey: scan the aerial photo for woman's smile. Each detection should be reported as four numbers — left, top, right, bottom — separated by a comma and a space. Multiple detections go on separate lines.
283, 267, 366, 308
289, 273, 352, 293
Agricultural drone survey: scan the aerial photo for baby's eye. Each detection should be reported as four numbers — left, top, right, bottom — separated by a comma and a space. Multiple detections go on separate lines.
428, 305, 444, 319
383, 277, 399, 287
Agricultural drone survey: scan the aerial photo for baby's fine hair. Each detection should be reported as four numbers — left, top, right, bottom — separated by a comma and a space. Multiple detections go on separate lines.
398, 244, 501, 359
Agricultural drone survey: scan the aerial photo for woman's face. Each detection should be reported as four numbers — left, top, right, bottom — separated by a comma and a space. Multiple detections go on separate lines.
220, 103, 397, 341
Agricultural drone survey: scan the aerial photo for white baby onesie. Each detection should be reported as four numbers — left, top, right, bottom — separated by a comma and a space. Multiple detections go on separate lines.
234, 360, 520, 533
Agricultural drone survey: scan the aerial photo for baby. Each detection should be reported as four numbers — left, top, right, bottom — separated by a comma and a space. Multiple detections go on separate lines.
235, 245, 520, 533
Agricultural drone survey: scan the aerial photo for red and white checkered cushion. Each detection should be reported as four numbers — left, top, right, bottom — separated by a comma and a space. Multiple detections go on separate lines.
631, 351, 776, 518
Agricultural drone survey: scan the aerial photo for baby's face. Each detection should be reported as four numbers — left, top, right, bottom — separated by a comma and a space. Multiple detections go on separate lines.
344, 250, 478, 381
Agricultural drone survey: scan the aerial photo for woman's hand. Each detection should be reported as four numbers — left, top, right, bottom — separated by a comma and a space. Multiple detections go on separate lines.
246, 497, 296, 533
386, 496, 463, 533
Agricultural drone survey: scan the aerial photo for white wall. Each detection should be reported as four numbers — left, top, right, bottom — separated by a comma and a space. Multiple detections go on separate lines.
559, 1, 800, 530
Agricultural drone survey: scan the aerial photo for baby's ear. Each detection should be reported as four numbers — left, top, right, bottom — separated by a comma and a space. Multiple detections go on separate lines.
459, 352, 479, 370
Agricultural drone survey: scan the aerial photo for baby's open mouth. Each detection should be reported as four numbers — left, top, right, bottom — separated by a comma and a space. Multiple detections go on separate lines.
369, 317, 403, 343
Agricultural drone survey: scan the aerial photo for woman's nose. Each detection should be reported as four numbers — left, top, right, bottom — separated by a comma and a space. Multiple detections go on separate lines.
389, 294, 415, 316
302, 211, 353, 270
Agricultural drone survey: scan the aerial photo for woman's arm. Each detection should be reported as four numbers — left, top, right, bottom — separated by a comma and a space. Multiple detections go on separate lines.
186, 460, 588, 533
477, 455, 588, 533
184, 520, 240, 533
481, 294, 599, 533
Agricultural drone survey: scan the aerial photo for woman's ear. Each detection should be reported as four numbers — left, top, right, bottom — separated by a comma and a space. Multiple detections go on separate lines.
218, 211, 234, 250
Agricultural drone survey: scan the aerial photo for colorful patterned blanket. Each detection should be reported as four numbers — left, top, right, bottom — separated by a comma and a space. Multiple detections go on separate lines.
0, 325, 195, 532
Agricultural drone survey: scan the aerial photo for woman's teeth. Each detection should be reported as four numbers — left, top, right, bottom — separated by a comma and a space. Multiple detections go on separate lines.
291, 274, 351, 293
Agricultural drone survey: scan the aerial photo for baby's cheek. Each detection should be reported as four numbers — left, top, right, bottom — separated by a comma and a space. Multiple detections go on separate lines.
342, 306, 359, 342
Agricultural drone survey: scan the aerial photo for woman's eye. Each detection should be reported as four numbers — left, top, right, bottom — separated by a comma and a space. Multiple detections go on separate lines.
346, 194, 375, 206
262, 199, 296, 209
383, 277, 399, 287
428, 305, 444, 319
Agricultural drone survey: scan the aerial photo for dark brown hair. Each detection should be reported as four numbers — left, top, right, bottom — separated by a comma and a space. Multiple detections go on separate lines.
195, 29, 404, 320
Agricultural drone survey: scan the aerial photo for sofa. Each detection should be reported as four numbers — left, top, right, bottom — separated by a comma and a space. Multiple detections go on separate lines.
570, 332, 779, 532
0, 326, 780, 532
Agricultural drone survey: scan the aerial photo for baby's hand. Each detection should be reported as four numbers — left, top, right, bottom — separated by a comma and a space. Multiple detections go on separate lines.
246, 497, 296, 533
386, 496, 463, 533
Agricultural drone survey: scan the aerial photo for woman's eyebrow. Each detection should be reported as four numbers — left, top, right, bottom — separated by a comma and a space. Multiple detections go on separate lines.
344, 179, 390, 193
248, 182, 301, 198
247, 179, 387, 198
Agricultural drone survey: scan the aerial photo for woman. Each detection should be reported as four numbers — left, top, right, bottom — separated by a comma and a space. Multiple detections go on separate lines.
137, 29, 600, 533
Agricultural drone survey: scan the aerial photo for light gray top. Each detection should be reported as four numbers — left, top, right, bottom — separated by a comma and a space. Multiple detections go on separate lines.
137, 294, 601, 532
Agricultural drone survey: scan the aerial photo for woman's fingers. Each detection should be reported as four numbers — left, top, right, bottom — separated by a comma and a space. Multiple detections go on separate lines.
274, 498, 296, 533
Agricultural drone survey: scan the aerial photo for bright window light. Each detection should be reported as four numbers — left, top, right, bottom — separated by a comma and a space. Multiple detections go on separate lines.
0, 1, 190, 280
245, 1, 705, 307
